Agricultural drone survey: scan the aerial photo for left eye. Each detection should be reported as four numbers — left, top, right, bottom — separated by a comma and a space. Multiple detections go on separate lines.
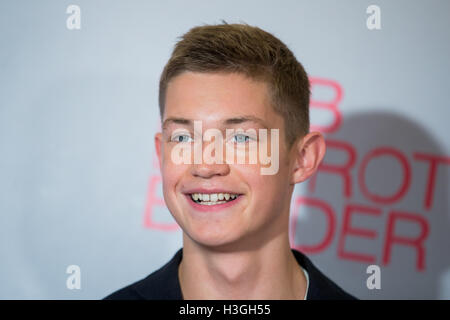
233, 134, 250, 143
172, 134, 193, 143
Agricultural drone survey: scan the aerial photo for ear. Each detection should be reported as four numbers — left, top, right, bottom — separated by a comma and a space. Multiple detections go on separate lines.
154, 132, 163, 169
290, 132, 326, 184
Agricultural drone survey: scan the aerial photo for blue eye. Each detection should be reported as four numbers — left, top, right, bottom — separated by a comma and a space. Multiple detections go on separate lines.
172, 134, 193, 143
233, 134, 250, 143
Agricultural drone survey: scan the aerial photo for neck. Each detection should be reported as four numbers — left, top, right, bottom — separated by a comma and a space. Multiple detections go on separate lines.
178, 232, 307, 300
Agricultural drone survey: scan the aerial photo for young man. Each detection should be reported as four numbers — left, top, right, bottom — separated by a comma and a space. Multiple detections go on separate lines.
105, 23, 356, 300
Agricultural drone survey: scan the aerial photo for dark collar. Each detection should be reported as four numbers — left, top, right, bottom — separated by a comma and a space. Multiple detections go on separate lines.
120, 248, 356, 300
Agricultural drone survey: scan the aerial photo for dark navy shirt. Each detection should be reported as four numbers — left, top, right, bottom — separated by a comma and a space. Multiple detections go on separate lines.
104, 248, 357, 300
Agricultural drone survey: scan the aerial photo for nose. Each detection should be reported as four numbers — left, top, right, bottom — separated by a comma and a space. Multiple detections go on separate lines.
190, 140, 230, 178
190, 162, 230, 178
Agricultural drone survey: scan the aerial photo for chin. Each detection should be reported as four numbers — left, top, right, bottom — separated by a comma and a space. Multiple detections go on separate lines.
185, 227, 243, 249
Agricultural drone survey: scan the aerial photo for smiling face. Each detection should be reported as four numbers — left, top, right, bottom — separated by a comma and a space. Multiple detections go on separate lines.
155, 72, 297, 250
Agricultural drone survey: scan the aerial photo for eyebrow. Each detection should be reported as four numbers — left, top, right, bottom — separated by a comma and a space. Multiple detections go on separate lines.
162, 116, 269, 130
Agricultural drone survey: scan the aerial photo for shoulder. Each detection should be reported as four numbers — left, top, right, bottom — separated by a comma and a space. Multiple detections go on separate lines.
103, 249, 183, 300
292, 249, 358, 300
103, 280, 144, 300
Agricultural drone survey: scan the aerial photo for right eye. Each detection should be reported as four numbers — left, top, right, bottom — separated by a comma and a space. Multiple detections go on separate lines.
171, 134, 193, 143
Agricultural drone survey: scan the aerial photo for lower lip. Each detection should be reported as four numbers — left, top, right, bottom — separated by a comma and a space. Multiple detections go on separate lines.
184, 194, 243, 212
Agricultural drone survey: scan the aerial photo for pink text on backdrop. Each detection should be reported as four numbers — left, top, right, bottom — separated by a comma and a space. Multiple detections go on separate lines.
143, 76, 450, 272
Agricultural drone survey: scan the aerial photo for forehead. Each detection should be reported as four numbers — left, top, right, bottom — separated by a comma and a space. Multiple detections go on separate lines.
164, 72, 283, 128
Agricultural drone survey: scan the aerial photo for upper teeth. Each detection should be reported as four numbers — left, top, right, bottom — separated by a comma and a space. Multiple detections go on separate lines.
191, 193, 238, 202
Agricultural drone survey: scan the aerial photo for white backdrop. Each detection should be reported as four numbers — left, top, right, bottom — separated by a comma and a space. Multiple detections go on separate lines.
0, 0, 449, 299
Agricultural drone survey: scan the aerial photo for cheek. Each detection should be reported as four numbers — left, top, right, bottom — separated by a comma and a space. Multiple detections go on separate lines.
160, 149, 187, 195
239, 164, 282, 197
161, 164, 183, 190
160, 164, 188, 220
240, 163, 290, 207
256, 176, 285, 200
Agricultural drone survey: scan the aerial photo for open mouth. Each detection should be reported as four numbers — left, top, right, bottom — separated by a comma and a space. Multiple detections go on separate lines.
188, 193, 241, 206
